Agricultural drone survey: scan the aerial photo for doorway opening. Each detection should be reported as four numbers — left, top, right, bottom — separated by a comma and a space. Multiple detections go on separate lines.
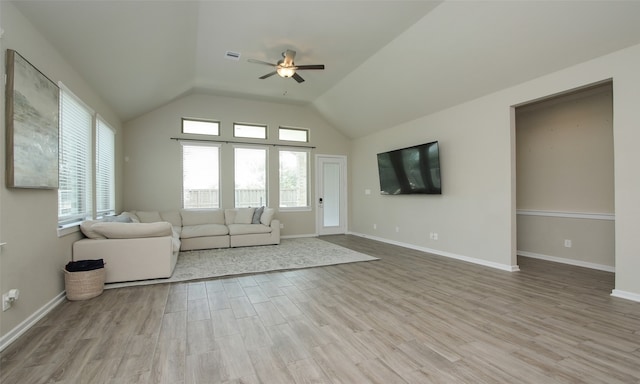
514, 80, 615, 273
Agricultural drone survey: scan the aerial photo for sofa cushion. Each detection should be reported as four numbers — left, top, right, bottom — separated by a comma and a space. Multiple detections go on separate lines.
160, 210, 182, 227
225, 208, 256, 225
80, 220, 107, 239
235, 208, 255, 224
181, 209, 225, 225
227, 224, 272, 235
181, 223, 229, 238
90, 222, 173, 239
260, 208, 276, 226
136, 211, 162, 223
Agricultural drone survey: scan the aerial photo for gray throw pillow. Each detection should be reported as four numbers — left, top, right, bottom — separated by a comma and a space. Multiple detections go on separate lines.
252, 206, 265, 224
101, 215, 133, 223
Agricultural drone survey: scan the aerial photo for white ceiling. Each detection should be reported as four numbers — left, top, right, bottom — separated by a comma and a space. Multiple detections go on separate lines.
11, 1, 640, 138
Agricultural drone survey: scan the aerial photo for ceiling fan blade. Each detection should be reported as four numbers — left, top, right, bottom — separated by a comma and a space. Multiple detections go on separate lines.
292, 73, 305, 83
259, 71, 278, 79
283, 50, 296, 66
295, 64, 325, 70
248, 59, 276, 67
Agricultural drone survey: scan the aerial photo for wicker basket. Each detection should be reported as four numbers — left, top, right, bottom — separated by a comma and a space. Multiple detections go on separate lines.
64, 267, 105, 301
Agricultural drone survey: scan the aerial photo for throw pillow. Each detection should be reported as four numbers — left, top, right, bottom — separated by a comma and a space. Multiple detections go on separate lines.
252, 206, 264, 224
234, 208, 255, 224
101, 215, 133, 223
260, 208, 275, 226
120, 211, 140, 223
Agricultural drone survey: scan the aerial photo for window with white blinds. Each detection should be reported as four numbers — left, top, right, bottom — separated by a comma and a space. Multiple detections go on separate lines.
58, 88, 93, 225
96, 118, 115, 216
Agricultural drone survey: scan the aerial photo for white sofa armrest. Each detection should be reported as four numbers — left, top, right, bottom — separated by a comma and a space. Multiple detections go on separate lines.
73, 237, 177, 283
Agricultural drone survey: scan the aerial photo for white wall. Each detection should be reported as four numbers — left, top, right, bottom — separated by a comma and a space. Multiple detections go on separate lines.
123, 93, 350, 237
350, 43, 640, 299
0, 2, 122, 344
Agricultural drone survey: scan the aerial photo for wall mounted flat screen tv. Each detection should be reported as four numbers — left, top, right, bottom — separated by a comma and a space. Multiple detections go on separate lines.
377, 141, 441, 195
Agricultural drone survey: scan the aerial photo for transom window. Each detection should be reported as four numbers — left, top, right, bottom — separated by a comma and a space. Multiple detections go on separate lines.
279, 127, 309, 143
182, 118, 219, 136
234, 123, 267, 139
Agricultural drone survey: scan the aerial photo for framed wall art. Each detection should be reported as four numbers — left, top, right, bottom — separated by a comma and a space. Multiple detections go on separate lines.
5, 49, 60, 189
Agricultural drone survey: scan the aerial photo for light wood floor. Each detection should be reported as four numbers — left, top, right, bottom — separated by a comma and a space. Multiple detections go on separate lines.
2, 235, 639, 383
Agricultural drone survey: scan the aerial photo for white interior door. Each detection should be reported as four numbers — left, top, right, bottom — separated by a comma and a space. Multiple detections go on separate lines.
316, 155, 347, 235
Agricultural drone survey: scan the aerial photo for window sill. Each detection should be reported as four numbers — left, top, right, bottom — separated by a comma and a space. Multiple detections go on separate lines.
278, 207, 312, 213
57, 223, 81, 237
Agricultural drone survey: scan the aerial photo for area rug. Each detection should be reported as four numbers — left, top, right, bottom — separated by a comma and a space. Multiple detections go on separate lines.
105, 237, 378, 289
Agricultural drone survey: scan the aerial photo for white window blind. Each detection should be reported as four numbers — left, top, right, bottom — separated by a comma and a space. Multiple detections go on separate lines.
182, 142, 220, 208
96, 117, 115, 216
58, 88, 93, 225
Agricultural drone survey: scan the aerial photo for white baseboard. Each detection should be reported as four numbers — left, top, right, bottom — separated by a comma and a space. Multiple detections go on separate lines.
517, 250, 615, 272
611, 289, 640, 302
349, 232, 519, 272
0, 291, 66, 352
281, 234, 317, 239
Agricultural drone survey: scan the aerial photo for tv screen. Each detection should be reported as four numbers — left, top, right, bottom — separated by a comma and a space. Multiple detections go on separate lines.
377, 141, 441, 195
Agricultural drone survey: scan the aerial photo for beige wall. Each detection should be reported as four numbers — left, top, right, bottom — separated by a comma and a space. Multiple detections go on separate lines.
350, 43, 640, 299
123, 93, 350, 237
515, 84, 615, 269
0, 2, 122, 342
517, 215, 614, 268
516, 85, 614, 212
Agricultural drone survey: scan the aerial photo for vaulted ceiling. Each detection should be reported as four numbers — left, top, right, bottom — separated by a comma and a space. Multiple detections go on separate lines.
12, 1, 640, 138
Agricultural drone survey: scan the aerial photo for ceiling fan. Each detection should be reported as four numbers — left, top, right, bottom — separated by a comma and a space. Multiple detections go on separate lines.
248, 50, 324, 83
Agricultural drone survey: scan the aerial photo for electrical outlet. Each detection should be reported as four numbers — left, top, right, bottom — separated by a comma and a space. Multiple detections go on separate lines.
395, 226, 400, 233
373, 224, 377, 230
564, 239, 572, 248
433, 233, 439, 240
2, 289, 20, 311
280, 223, 284, 229
2, 293, 11, 311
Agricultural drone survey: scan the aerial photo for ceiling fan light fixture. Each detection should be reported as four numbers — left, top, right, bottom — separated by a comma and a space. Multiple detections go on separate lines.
276, 66, 295, 78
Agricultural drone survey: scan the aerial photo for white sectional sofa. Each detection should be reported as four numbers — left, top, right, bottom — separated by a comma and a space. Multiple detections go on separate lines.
72, 207, 279, 283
